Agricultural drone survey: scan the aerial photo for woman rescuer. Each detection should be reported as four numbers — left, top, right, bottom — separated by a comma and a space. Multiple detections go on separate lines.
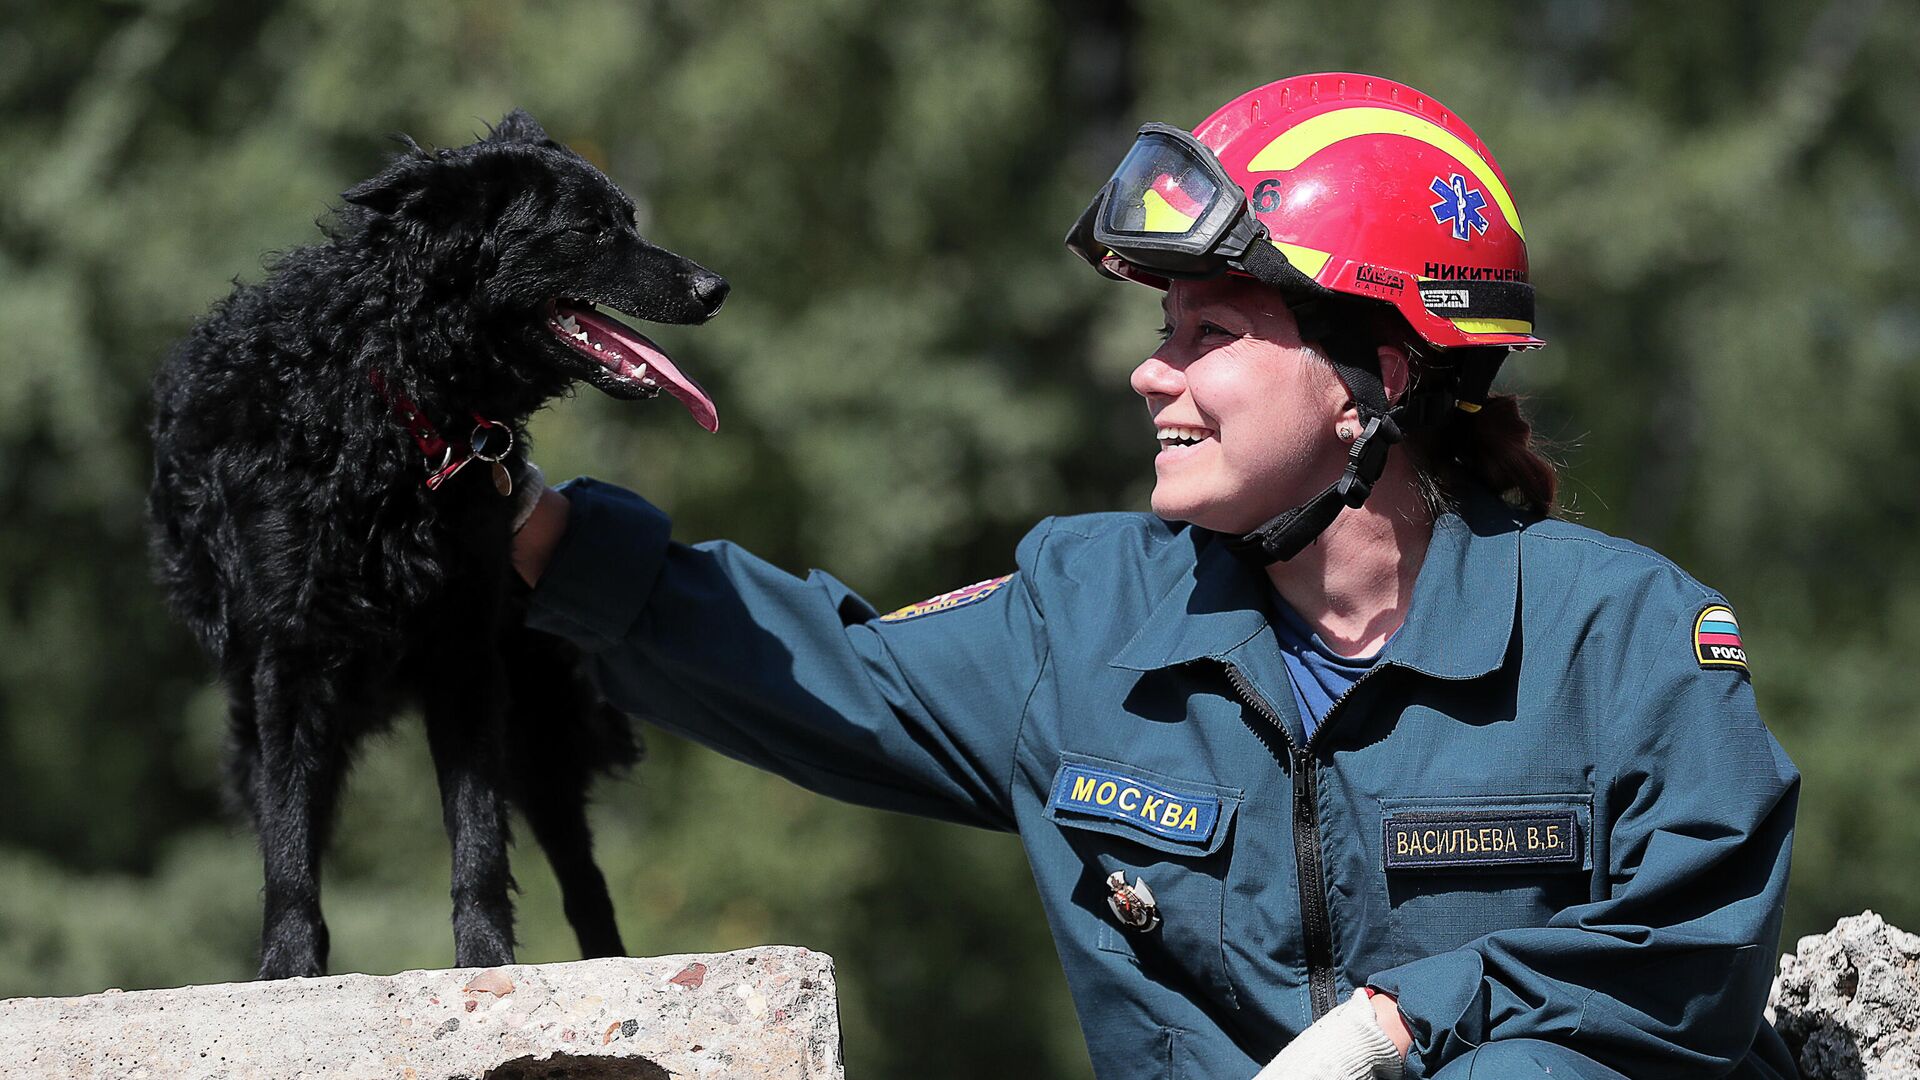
510, 74, 1799, 1079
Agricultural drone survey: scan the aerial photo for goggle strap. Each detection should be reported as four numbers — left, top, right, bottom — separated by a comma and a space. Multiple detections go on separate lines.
1233, 240, 1332, 303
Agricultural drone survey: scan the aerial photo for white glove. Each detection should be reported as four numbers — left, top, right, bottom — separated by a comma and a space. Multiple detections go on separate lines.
509, 461, 546, 534
1253, 989, 1404, 1080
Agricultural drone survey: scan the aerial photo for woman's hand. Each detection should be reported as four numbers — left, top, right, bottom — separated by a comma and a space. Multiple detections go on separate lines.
1252, 988, 1406, 1079
1372, 991, 1412, 1059
512, 486, 570, 587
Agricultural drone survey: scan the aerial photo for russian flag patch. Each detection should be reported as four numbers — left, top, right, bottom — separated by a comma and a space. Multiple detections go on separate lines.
880, 575, 1011, 622
1694, 604, 1748, 672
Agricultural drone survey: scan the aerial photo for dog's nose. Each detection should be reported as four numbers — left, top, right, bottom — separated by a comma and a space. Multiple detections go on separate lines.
690, 271, 730, 320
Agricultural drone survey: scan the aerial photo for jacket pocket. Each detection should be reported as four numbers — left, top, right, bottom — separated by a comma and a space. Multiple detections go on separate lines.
1045, 751, 1243, 1010
1376, 790, 1595, 965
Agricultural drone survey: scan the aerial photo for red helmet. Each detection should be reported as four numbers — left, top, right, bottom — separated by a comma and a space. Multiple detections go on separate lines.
1066, 74, 1542, 562
1070, 72, 1542, 351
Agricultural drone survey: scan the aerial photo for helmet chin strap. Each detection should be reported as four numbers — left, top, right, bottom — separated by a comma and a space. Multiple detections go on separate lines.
1220, 244, 1454, 566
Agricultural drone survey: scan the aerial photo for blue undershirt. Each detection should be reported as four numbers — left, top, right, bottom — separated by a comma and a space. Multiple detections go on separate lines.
1270, 598, 1387, 739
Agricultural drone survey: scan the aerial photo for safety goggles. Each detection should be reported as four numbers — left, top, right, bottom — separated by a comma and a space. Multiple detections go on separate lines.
1065, 123, 1270, 283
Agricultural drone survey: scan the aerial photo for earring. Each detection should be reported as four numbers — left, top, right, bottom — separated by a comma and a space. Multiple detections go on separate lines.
1338, 425, 1356, 441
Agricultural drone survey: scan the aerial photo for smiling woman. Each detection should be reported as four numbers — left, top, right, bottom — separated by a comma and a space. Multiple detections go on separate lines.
510, 73, 1799, 1080
1136, 275, 1369, 539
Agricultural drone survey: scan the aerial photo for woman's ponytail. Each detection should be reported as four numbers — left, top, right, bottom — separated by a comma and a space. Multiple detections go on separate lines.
1417, 391, 1559, 518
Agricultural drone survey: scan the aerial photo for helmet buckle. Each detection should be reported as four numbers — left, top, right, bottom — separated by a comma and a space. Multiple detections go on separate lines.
1336, 414, 1402, 508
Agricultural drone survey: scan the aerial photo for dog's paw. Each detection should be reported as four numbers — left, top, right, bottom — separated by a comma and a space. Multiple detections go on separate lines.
257, 916, 329, 980
453, 920, 517, 970
256, 950, 326, 981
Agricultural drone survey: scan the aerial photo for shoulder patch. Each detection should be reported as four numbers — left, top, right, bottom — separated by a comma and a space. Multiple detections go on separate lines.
1694, 604, 1748, 672
880, 575, 1011, 622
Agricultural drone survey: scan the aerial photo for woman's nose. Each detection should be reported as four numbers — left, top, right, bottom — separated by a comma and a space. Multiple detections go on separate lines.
1131, 351, 1183, 401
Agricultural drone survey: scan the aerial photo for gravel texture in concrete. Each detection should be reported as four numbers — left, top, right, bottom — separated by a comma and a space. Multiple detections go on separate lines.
1770, 910, 1920, 1080
0, 946, 841, 1080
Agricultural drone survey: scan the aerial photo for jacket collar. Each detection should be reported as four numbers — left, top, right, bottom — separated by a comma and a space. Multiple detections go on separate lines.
1108, 487, 1523, 681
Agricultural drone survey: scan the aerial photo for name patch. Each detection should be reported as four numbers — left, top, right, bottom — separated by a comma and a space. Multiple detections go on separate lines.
1384, 809, 1580, 871
1694, 604, 1748, 672
1048, 764, 1221, 844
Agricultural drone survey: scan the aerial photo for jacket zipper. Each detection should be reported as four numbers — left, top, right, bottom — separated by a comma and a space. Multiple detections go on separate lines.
1223, 659, 1381, 1021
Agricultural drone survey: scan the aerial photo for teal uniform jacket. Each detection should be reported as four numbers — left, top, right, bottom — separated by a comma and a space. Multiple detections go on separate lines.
528, 479, 1799, 1080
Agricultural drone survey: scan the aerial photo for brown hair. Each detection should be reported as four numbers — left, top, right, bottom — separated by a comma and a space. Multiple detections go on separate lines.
1404, 381, 1560, 519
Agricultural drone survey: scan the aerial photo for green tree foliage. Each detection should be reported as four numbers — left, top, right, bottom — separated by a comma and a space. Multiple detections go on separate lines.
1, 1, 1914, 1075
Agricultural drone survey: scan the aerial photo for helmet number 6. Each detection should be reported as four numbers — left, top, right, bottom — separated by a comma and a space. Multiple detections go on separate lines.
1251, 178, 1283, 214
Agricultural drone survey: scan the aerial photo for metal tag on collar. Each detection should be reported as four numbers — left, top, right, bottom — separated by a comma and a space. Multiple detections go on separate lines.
468, 419, 515, 496
1105, 870, 1161, 933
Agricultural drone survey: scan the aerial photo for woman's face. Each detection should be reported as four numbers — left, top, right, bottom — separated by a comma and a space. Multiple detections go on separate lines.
1130, 276, 1353, 535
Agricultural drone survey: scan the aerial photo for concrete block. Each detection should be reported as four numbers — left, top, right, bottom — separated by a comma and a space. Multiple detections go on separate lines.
0, 946, 841, 1080
1770, 911, 1920, 1080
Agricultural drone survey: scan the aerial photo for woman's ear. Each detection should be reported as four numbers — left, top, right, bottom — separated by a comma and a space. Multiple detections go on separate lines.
1335, 386, 1364, 436
1377, 343, 1412, 403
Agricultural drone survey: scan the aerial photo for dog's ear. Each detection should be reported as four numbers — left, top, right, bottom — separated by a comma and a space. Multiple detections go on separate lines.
342, 167, 415, 215
339, 163, 430, 215
342, 136, 435, 215
488, 109, 559, 149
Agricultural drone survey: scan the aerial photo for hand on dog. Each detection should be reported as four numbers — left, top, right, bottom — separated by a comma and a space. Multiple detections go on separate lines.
512, 481, 570, 587
510, 462, 547, 533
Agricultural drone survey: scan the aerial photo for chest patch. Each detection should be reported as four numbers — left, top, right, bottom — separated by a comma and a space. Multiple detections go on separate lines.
1047, 763, 1222, 844
880, 575, 1011, 622
1694, 604, 1748, 672
1383, 809, 1580, 871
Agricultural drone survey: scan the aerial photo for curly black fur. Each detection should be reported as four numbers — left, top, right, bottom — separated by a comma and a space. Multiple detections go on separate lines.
148, 110, 726, 979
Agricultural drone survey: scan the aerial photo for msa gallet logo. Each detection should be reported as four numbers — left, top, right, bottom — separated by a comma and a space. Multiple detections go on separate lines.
1355, 264, 1407, 291
1423, 288, 1471, 310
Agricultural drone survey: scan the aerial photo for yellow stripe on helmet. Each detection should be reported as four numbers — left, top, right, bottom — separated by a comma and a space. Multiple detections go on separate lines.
1140, 189, 1197, 233
1451, 317, 1534, 335
1247, 106, 1526, 240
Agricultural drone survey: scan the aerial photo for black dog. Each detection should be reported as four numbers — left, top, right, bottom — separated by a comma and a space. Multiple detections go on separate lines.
148, 110, 725, 979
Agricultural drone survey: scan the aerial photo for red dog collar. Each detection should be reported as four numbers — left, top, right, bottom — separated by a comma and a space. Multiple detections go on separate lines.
368, 370, 513, 493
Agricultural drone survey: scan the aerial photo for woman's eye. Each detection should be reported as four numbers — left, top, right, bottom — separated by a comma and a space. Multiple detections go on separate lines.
1155, 320, 1232, 343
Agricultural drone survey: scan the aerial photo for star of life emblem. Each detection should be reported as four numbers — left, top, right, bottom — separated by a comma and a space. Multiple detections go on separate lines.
1429, 173, 1490, 242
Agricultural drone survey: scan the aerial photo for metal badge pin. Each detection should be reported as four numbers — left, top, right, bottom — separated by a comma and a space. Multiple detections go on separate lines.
1105, 870, 1161, 933
469, 421, 515, 497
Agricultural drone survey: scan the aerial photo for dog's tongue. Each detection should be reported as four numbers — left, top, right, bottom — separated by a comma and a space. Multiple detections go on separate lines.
572, 306, 718, 432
